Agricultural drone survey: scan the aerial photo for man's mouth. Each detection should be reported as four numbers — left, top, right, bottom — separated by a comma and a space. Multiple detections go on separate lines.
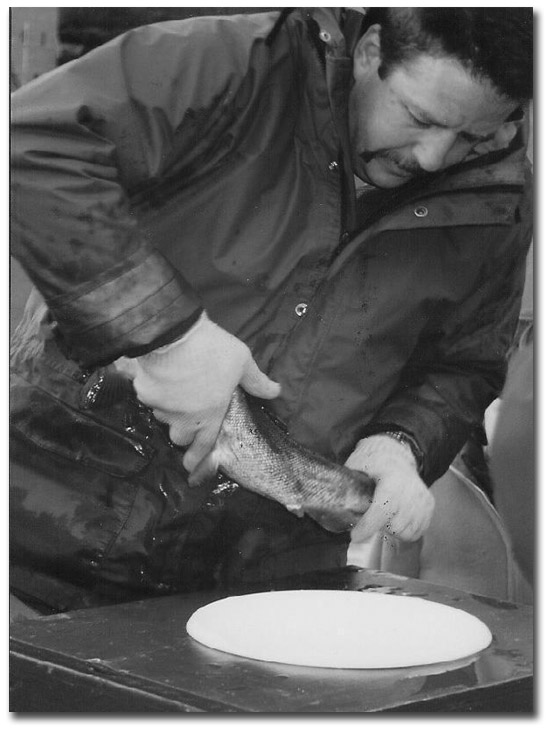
382, 155, 421, 177
359, 150, 422, 178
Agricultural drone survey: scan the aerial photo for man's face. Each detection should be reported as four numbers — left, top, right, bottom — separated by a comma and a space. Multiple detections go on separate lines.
349, 27, 520, 188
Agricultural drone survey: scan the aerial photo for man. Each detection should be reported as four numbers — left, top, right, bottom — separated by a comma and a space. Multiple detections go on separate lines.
10, 8, 533, 612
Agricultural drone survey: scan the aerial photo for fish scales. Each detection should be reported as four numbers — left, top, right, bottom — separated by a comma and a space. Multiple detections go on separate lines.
100, 367, 375, 534
191, 389, 375, 533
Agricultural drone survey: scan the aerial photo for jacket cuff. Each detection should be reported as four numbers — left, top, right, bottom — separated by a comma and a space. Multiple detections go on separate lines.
364, 401, 471, 487
50, 250, 202, 368
122, 308, 203, 358
376, 430, 424, 474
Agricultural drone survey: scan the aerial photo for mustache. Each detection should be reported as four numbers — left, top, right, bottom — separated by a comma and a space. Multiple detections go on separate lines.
359, 150, 425, 176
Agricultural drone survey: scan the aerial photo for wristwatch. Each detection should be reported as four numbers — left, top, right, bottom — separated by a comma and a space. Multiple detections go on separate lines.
381, 430, 424, 473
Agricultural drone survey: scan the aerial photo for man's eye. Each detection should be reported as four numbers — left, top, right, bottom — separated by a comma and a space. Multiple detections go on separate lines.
408, 111, 430, 128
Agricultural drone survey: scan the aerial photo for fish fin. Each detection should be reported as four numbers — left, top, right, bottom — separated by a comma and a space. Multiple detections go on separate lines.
284, 502, 305, 517
304, 506, 356, 534
188, 448, 223, 487
187, 429, 238, 487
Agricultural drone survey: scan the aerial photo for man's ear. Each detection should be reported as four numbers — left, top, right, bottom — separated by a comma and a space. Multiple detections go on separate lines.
353, 24, 382, 76
472, 120, 523, 156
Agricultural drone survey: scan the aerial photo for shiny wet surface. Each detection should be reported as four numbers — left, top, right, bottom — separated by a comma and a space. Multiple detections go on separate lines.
10, 567, 533, 712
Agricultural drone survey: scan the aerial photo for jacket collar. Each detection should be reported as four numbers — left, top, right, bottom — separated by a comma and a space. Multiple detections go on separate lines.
302, 7, 366, 57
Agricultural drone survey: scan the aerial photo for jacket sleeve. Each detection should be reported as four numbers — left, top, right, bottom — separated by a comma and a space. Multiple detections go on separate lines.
10, 17, 269, 368
364, 211, 532, 487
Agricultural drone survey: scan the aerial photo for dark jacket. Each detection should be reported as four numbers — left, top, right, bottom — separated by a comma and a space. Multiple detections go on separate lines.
11, 8, 532, 486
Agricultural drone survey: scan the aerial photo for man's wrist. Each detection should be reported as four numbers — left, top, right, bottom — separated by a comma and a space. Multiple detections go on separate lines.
146, 310, 208, 356
379, 430, 423, 474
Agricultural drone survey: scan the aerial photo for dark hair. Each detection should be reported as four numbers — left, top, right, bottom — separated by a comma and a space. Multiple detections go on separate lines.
363, 7, 533, 102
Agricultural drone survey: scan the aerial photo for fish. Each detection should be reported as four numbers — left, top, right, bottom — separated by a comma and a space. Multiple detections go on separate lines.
188, 388, 375, 533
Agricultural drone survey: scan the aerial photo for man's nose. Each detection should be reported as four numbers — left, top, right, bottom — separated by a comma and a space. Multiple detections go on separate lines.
413, 130, 458, 172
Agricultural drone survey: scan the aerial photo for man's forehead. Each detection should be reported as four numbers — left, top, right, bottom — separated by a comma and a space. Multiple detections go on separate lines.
391, 55, 519, 133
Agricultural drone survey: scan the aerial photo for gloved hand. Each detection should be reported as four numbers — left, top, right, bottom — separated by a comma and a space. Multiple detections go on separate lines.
345, 434, 434, 542
115, 311, 280, 474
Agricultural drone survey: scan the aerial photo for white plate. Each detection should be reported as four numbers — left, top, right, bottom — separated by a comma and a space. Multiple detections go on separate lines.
186, 590, 492, 669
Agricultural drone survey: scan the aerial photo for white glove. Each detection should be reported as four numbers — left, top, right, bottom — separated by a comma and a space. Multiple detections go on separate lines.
115, 311, 280, 474
345, 434, 434, 542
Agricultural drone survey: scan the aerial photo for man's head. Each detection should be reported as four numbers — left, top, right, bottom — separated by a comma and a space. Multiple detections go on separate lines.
349, 8, 533, 188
